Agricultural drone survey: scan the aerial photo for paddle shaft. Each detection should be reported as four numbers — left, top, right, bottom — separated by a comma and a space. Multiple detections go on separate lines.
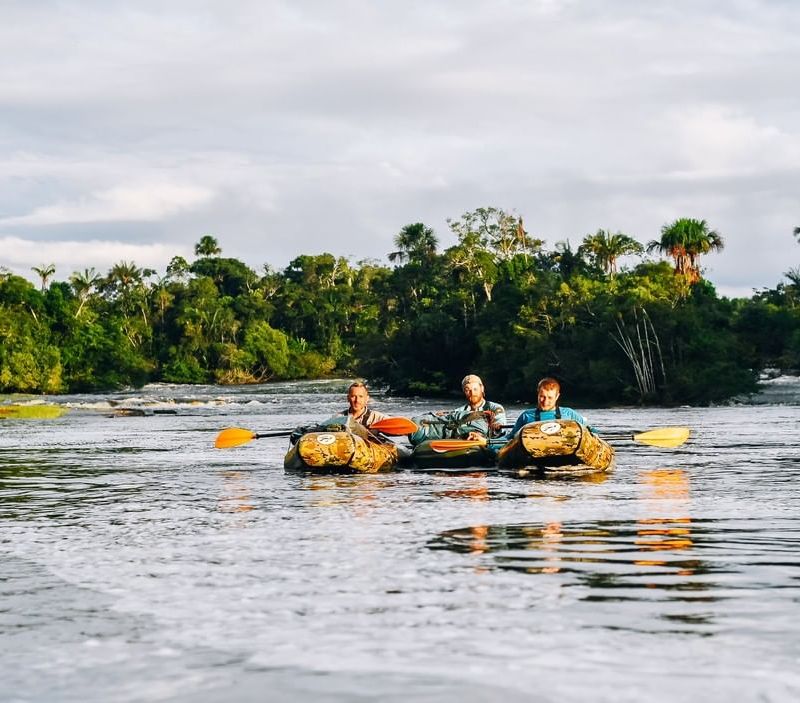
428, 425, 690, 450
214, 416, 418, 449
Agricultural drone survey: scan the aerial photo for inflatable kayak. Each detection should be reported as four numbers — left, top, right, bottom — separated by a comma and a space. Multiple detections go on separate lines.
284, 425, 408, 474
411, 438, 497, 470
497, 419, 614, 474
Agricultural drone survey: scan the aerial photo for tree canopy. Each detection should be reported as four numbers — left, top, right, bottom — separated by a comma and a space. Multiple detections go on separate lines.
1, 209, 794, 405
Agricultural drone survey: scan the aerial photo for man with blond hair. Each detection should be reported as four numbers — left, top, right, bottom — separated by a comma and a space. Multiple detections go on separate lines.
409, 374, 506, 445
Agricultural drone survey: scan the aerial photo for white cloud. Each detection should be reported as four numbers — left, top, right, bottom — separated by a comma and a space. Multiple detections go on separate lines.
0, 1, 798, 295
663, 105, 800, 173
0, 236, 188, 280
0, 183, 215, 226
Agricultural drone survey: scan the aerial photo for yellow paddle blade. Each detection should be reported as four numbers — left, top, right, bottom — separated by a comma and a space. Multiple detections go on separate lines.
372, 417, 418, 435
428, 438, 488, 452
0, 404, 67, 419
215, 427, 257, 449
632, 427, 690, 448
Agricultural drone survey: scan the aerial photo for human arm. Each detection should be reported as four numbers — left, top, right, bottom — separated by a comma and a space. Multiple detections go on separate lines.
560, 407, 597, 433
487, 402, 506, 432
506, 411, 531, 439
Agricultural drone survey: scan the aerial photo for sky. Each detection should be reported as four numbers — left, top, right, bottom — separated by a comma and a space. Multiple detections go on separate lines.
1, 0, 798, 298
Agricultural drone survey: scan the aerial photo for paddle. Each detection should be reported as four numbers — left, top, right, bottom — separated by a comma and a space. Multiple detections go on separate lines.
428, 438, 492, 452
603, 427, 690, 448
214, 416, 418, 449
427, 426, 691, 452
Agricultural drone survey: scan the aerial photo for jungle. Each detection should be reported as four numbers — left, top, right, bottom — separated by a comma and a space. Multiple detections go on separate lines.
2, 210, 799, 405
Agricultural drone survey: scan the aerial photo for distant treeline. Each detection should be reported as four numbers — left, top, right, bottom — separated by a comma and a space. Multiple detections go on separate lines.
2, 210, 799, 405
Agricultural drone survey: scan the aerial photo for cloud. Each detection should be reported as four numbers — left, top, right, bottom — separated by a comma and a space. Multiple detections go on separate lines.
0, 236, 187, 279
663, 105, 800, 174
0, 183, 215, 226
0, 1, 798, 299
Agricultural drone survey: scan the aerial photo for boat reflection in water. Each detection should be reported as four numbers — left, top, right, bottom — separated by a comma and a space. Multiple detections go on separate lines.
296, 474, 400, 518
635, 468, 694, 573
217, 470, 256, 516
428, 465, 726, 633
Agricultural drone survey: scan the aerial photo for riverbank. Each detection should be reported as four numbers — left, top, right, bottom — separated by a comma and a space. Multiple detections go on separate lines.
735, 374, 800, 405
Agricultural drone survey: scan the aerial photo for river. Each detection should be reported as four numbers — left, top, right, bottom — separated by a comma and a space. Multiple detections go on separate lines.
1, 379, 799, 702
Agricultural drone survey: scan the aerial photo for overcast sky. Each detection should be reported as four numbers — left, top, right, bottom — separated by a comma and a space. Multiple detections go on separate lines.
1, 0, 798, 297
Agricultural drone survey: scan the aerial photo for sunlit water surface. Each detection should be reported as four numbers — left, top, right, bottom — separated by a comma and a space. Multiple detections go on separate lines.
1, 380, 799, 702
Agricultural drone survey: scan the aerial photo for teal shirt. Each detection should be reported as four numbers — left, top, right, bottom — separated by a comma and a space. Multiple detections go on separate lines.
508, 406, 593, 438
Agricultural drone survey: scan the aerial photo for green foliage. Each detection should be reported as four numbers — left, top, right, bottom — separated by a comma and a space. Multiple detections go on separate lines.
194, 235, 222, 258
287, 346, 336, 379
647, 217, 724, 284
0, 217, 792, 402
241, 321, 290, 378
189, 257, 257, 297
161, 355, 208, 384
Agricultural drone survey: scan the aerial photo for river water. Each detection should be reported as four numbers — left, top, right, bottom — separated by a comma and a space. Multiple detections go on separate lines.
1, 379, 799, 702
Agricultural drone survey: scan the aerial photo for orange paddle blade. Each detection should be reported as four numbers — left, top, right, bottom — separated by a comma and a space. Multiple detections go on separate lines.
428, 438, 488, 452
372, 417, 418, 435
215, 427, 257, 449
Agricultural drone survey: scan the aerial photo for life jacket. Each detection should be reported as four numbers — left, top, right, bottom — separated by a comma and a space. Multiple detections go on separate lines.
534, 406, 562, 421
341, 407, 383, 427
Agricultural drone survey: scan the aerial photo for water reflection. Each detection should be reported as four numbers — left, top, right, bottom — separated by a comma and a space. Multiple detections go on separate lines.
434, 475, 490, 503
429, 468, 725, 631
425, 465, 800, 634
503, 467, 611, 483
297, 474, 396, 517
217, 471, 255, 515
635, 468, 693, 571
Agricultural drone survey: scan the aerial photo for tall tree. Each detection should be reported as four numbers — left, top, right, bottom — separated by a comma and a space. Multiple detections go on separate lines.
31, 263, 56, 292
102, 261, 153, 347
579, 229, 643, 277
388, 223, 438, 264
166, 256, 191, 281
444, 207, 542, 308
69, 268, 101, 318
647, 218, 723, 284
194, 235, 222, 258
448, 207, 542, 262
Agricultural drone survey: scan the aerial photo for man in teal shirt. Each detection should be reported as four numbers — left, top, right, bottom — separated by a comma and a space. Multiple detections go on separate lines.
409, 374, 506, 444
508, 377, 594, 438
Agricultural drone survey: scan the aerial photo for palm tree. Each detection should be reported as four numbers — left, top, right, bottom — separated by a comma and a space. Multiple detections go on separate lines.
31, 263, 56, 292
69, 267, 101, 318
103, 261, 152, 344
647, 218, 724, 283
578, 229, 643, 277
785, 267, 800, 286
388, 223, 438, 264
194, 235, 222, 258
107, 261, 144, 291
552, 240, 585, 278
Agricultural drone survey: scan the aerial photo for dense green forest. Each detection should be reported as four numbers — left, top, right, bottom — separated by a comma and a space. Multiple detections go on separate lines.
2, 210, 799, 405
